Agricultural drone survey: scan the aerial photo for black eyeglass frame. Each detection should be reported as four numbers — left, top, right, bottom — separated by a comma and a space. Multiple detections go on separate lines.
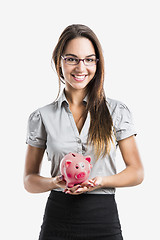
61, 56, 99, 66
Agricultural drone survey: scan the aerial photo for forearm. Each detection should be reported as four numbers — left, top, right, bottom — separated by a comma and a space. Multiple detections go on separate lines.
24, 174, 57, 193
102, 166, 144, 188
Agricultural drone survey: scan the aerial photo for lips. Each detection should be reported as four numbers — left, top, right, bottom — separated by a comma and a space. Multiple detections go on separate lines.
71, 74, 87, 82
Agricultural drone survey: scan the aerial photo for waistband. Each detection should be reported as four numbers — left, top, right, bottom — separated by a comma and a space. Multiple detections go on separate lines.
50, 190, 115, 202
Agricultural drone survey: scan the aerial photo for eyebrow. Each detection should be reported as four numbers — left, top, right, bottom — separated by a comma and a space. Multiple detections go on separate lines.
64, 54, 96, 58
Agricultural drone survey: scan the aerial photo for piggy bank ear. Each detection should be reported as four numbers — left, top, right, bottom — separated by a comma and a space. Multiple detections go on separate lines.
65, 160, 72, 168
85, 156, 91, 163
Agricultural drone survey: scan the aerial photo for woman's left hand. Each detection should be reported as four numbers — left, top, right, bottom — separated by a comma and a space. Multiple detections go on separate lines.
64, 176, 103, 195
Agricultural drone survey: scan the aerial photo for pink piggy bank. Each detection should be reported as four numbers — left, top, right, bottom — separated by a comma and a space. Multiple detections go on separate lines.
60, 152, 92, 188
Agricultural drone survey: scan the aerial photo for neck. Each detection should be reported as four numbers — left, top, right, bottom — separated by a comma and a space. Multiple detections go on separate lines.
64, 87, 87, 106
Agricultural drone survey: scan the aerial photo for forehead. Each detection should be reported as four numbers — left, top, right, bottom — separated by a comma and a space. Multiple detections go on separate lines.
63, 37, 95, 57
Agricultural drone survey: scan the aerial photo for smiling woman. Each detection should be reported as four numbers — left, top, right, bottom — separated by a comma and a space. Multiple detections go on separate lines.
24, 24, 144, 240
60, 37, 97, 90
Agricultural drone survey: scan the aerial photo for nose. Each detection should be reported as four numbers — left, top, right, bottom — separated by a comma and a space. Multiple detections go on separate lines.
75, 60, 86, 72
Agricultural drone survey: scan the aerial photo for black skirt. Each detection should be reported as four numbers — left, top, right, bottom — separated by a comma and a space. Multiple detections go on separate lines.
39, 190, 123, 240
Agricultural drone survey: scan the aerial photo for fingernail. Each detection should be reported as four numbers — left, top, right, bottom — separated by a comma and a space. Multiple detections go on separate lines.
59, 175, 63, 180
88, 183, 94, 187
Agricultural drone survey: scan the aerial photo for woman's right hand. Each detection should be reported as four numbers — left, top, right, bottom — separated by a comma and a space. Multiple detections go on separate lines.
53, 175, 66, 189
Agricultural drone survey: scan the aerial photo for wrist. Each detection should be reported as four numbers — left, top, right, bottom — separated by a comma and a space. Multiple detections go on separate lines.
101, 176, 106, 188
101, 176, 111, 188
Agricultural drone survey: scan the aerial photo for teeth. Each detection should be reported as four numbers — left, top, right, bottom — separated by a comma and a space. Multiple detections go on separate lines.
74, 75, 86, 79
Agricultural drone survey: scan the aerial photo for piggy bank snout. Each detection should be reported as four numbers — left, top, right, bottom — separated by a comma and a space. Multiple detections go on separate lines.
75, 172, 86, 180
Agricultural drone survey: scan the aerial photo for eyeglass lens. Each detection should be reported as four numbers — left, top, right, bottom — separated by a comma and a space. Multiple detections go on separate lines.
63, 56, 98, 66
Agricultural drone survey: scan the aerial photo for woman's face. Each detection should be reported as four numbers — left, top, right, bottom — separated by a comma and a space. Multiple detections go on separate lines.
61, 37, 97, 91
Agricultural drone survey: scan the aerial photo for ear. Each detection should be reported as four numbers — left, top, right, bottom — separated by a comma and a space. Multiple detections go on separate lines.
85, 156, 91, 163
65, 160, 72, 168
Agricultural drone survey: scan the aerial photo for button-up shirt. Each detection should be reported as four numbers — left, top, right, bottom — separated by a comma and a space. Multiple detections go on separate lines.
26, 88, 136, 194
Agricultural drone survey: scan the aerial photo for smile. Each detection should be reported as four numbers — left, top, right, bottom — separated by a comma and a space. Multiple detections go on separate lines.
71, 74, 87, 81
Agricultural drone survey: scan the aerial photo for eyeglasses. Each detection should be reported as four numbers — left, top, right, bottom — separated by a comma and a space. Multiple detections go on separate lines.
61, 56, 99, 66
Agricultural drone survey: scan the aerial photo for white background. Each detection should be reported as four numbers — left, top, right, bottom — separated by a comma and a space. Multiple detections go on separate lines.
1, 0, 160, 239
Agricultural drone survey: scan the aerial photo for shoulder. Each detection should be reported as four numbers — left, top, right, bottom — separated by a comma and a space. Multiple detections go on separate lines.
106, 97, 128, 115
106, 98, 137, 141
28, 101, 59, 122
106, 97, 134, 126
38, 101, 58, 115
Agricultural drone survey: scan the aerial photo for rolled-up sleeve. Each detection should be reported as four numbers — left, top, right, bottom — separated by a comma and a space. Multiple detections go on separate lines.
114, 102, 137, 142
26, 110, 47, 149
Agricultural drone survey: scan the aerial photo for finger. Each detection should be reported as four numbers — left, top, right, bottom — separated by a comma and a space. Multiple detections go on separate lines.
65, 187, 83, 194
87, 181, 94, 187
68, 184, 81, 192
87, 179, 95, 186
75, 186, 88, 193
53, 175, 63, 185
88, 179, 94, 183
65, 189, 81, 195
57, 175, 64, 182
64, 185, 80, 194
81, 180, 94, 188
93, 178, 102, 187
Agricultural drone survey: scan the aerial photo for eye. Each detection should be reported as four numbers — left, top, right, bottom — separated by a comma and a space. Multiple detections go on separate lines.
85, 58, 95, 62
80, 163, 85, 168
66, 57, 78, 63
75, 165, 79, 169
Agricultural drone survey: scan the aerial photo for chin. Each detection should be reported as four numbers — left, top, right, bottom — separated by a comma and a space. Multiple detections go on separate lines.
71, 82, 89, 90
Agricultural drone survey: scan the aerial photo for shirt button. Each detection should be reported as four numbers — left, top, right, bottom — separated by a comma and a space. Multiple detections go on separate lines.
77, 138, 81, 144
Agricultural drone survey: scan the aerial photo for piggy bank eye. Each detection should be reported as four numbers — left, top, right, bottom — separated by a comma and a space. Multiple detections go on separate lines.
75, 165, 79, 169
80, 163, 85, 168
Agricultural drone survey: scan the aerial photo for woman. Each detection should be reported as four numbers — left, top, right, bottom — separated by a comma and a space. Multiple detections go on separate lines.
24, 24, 144, 240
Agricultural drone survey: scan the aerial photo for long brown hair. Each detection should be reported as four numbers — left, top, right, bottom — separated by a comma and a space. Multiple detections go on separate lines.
52, 24, 114, 160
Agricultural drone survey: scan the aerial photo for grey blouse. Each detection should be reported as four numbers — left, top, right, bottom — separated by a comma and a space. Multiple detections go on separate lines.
26, 89, 137, 194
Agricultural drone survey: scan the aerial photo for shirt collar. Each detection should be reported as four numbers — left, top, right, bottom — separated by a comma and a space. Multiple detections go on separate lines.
55, 88, 88, 108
